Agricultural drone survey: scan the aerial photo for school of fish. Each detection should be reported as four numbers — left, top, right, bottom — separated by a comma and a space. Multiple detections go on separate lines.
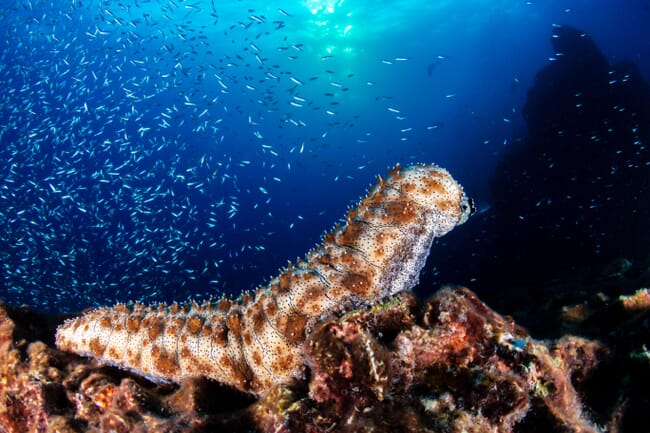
0, 1, 444, 313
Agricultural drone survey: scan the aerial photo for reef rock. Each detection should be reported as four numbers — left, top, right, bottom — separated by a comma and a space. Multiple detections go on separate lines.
2, 276, 650, 432
253, 288, 604, 433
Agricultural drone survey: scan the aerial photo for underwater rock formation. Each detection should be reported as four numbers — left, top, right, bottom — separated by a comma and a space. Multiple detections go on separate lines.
3, 269, 650, 432
254, 287, 604, 433
486, 24, 650, 284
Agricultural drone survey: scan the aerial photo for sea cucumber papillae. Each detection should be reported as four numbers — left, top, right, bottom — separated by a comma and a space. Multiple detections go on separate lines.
55, 163, 472, 395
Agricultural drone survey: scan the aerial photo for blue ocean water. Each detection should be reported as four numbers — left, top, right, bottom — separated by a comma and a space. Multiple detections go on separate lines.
1, 0, 648, 313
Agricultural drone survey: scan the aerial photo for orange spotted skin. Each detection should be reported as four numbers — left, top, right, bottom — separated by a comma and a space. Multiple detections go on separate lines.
55, 163, 472, 396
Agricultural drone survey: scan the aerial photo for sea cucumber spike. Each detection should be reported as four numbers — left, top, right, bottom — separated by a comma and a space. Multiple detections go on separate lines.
55, 163, 471, 396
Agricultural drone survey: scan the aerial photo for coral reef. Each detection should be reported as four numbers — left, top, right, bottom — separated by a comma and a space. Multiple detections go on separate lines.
2, 264, 650, 432
252, 288, 604, 433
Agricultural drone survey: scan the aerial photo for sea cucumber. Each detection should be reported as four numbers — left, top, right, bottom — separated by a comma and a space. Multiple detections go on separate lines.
55, 163, 472, 395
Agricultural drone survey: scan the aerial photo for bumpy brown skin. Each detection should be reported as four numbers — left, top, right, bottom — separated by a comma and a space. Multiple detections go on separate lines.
55, 163, 472, 395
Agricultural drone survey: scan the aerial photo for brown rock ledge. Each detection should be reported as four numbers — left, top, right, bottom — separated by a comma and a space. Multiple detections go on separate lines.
1, 283, 648, 433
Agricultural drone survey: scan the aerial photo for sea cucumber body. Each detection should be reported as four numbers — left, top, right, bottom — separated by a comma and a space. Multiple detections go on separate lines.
55, 163, 471, 395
